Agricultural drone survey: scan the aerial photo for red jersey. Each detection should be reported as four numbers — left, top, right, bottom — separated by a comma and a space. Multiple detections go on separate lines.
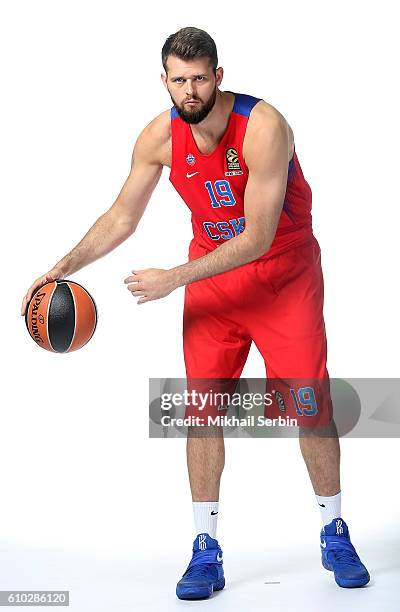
169, 92, 314, 261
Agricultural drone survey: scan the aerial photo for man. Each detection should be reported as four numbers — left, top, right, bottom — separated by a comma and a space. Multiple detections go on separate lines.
21, 26, 370, 600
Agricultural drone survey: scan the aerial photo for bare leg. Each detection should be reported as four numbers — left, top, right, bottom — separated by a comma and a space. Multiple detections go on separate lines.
299, 419, 340, 496
187, 425, 225, 501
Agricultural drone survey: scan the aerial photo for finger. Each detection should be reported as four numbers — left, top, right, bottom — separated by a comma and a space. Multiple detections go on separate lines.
27, 281, 41, 299
124, 275, 139, 284
22, 283, 38, 315
22, 275, 52, 316
126, 282, 142, 291
25, 287, 35, 304
30, 277, 47, 296
128, 286, 145, 295
137, 296, 150, 305
25, 278, 46, 306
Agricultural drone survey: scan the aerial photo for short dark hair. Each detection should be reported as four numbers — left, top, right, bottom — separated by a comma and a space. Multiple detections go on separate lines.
161, 27, 218, 74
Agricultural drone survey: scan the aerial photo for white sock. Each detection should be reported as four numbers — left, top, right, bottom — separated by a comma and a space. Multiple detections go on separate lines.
192, 501, 219, 539
316, 491, 342, 527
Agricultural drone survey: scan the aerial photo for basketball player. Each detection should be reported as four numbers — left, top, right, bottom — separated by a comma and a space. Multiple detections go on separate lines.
21, 27, 370, 599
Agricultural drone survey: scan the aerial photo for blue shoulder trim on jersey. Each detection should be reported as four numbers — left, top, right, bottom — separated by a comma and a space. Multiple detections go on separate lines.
288, 156, 295, 180
171, 106, 179, 119
232, 93, 261, 117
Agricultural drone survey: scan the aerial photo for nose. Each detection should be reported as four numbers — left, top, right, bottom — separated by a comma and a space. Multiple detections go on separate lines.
185, 79, 196, 98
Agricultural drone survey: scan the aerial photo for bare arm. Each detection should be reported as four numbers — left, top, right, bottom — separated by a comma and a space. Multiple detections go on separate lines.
21, 117, 166, 315
125, 105, 290, 303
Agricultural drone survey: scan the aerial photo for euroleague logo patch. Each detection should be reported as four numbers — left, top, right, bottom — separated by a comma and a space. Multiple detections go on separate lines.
225, 147, 243, 176
186, 153, 196, 166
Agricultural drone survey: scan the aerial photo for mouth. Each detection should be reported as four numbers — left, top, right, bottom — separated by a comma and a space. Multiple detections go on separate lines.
185, 100, 200, 105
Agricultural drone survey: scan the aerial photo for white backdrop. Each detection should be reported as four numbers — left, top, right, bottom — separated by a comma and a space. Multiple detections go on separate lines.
1, 1, 399, 610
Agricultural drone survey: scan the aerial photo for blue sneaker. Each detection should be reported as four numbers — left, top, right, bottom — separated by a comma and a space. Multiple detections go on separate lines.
320, 518, 370, 588
176, 533, 225, 600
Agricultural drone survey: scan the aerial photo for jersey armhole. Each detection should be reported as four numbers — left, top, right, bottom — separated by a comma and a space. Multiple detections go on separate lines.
240, 97, 263, 173
168, 107, 178, 182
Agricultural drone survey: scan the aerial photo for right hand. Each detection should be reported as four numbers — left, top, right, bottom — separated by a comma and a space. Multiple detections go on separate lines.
21, 267, 65, 316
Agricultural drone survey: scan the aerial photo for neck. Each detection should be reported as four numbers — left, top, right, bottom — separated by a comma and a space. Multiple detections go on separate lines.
190, 90, 234, 141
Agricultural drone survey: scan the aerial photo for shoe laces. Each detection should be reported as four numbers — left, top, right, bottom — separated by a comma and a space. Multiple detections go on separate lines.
184, 563, 216, 579
183, 549, 221, 579
329, 544, 360, 566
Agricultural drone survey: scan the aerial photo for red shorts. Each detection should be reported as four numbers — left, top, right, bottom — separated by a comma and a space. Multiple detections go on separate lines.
182, 235, 333, 427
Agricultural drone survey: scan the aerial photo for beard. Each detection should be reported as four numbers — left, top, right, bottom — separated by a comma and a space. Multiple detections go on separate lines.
170, 87, 217, 124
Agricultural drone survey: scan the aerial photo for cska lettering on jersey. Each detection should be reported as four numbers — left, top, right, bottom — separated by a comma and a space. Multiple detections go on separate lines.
203, 216, 245, 241
169, 92, 314, 261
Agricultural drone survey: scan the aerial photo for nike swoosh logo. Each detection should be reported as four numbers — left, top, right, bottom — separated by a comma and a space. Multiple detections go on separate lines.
186, 172, 199, 178
211, 511, 218, 515
217, 552, 223, 562
318, 503, 326, 507
320, 540, 327, 549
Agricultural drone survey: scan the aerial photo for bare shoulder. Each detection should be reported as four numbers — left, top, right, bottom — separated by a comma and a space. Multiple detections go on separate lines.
244, 99, 295, 161
133, 109, 171, 167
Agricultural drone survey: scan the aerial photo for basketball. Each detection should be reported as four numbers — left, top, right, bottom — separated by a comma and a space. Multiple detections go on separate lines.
25, 280, 97, 352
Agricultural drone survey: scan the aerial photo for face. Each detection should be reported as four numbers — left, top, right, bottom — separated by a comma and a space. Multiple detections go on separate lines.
162, 56, 223, 124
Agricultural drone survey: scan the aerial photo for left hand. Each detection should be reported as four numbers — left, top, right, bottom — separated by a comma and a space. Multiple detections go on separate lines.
124, 268, 177, 304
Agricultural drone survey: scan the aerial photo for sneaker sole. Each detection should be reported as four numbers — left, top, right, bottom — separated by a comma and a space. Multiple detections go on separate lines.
176, 577, 225, 600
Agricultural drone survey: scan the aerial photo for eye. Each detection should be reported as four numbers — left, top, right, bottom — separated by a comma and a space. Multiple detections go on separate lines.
174, 78, 184, 84
196, 76, 205, 81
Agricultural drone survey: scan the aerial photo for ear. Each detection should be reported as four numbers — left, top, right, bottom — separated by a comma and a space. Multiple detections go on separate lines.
161, 73, 168, 89
215, 67, 224, 88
